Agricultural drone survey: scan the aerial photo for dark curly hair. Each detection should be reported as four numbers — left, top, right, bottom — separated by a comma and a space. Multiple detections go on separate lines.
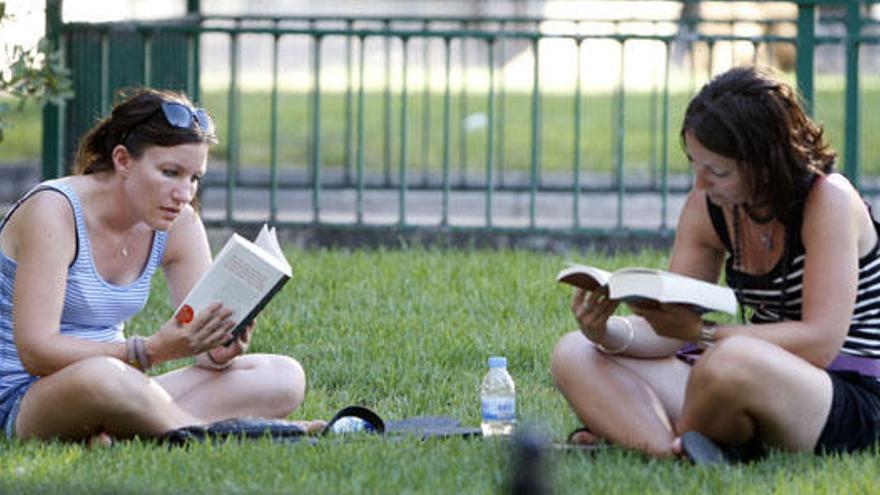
73, 87, 218, 175
680, 66, 836, 223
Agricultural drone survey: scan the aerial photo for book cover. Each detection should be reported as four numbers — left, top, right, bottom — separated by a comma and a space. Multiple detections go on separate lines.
175, 224, 292, 337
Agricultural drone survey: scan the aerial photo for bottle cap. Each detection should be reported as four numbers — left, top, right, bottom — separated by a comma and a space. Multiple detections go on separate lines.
489, 356, 507, 369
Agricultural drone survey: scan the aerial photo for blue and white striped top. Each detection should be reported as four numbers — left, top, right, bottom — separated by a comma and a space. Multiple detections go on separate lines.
0, 179, 167, 417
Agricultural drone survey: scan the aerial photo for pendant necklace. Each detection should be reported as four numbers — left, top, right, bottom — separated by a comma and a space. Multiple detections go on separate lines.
757, 226, 773, 251
744, 204, 775, 251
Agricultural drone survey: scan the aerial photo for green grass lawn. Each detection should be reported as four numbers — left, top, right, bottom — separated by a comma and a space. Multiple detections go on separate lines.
3, 85, 879, 177
1, 247, 878, 494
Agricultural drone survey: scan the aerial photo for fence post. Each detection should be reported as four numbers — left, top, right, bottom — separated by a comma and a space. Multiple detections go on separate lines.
41, 0, 65, 179
844, 0, 861, 186
795, 0, 815, 116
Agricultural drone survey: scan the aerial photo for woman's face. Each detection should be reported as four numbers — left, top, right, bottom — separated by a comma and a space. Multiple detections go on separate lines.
120, 142, 208, 230
684, 131, 750, 208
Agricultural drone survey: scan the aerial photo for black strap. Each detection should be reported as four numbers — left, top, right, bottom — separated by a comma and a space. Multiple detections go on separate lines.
705, 195, 732, 252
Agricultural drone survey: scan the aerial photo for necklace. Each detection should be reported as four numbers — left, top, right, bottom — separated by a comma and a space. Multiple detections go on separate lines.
755, 223, 774, 251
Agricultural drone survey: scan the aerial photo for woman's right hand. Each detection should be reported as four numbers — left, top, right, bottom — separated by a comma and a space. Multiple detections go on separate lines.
571, 287, 620, 342
147, 303, 236, 363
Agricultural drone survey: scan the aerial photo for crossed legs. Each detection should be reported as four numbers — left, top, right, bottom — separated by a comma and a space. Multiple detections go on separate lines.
551, 331, 834, 456
14, 353, 307, 441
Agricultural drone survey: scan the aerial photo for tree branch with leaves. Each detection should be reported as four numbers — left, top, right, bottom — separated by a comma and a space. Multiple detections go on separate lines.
0, 1, 72, 143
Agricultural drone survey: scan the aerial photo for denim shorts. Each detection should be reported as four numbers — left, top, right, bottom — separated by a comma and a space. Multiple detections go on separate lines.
1, 382, 33, 440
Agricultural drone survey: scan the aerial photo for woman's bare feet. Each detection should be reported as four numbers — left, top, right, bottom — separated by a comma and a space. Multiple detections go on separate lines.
86, 431, 114, 449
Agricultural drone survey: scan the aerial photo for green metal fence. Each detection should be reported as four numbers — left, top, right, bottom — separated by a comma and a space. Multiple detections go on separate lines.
41, 0, 880, 240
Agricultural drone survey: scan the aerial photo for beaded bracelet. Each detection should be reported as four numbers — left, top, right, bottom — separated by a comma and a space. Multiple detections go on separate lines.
125, 336, 152, 371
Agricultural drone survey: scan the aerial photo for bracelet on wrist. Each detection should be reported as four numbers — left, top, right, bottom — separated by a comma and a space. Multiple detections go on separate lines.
125, 336, 152, 371
696, 320, 718, 350
597, 316, 635, 355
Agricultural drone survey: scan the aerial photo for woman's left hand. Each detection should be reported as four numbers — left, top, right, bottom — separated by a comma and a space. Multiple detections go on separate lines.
205, 321, 254, 366
626, 301, 703, 342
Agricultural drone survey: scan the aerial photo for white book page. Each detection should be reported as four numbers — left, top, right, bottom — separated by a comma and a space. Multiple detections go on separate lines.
254, 224, 286, 263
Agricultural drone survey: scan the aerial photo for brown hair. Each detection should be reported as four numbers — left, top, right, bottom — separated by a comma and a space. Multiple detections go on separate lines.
680, 66, 836, 223
73, 87, 218, 175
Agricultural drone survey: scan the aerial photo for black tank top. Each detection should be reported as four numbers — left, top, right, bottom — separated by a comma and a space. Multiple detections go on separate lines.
707, 191, 880, 358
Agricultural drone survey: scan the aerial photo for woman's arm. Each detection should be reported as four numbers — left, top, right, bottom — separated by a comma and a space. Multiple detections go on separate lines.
571, 189, 727, 358
714, 178, 857, 366
160, 205, 212, 308
158, 207, 249, 368
638, 178, 859, 367
11, 192, 129, 375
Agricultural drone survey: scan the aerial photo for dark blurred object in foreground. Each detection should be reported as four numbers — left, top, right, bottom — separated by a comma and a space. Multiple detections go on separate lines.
508, 426, 553, 495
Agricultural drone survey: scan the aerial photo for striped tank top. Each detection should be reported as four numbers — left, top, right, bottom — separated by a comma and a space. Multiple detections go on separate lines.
0, 180, 167, 413
707, 190, 880, 362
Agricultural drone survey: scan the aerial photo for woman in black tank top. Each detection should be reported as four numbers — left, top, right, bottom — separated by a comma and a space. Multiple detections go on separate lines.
552, 66, 880, 462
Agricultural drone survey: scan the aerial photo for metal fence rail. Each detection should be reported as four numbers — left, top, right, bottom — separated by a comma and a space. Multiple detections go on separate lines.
41, 0, 880, 241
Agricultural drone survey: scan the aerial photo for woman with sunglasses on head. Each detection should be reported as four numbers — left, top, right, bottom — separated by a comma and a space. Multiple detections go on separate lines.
0, 88, 321, 444
551, 66, 880, 461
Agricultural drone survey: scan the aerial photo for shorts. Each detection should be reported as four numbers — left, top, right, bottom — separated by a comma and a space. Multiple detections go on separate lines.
0, 382, 33, 440
815, 370, 880, 454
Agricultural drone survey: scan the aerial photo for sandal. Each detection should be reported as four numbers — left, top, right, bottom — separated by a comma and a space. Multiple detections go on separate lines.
681, 431, 728, 465
555, 426, 608, 452
681, 431, 766, 465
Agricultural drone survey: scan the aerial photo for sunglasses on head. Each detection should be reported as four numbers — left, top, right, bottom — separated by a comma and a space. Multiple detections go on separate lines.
121, 101, 215, 145
160, 101, 214, 135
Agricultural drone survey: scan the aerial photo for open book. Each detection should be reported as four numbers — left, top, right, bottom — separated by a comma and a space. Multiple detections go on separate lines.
556, 264, 737, 315
175, 224, 292, 338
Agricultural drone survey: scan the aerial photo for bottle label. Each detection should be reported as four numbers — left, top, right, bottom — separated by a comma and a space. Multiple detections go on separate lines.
481, 396, 515, 422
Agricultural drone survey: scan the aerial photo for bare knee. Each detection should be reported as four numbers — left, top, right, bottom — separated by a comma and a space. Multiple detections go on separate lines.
66, 357, 152, 413
689, 335, 765, 400
250, 354, 307, 417
551, 331, 601, 389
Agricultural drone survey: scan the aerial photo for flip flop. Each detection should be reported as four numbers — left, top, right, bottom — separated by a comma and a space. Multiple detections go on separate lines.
554, 426, 608, 453
681, 431, 728, 465
681, 431, 766, 465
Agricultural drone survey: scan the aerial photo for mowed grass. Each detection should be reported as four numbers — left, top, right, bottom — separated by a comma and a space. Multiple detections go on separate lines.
2, 84, 879, 176
1, 247, 878, 494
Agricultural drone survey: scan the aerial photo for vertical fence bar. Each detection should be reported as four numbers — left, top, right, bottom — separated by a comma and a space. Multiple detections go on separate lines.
661, 40, 671, 231
796, 1, 816, 115
572, 38, 583, 230
485, 38, 496, 228
497, 21, 507, 188
356, 35, 367, 225
225, 32, 240, 224
383, 19, 393, 186
529, 36, 541, 228
186, 32, 198, 101
269, 31, 280, 223
844, 0, 861, 185
99, 31, 109, 114
143, 30, 153, 87
399, 37, 410, 226
303, 21, 313, 174
442, 36, 452, 226
41, 0, 64, 179
458, 23, 469, 186
311, 35, 323, 223
420, 21, 431, 186
344, 19, 354, 185
649, 45, 659, 189
614, 40, 626, 229
706, 40, 715, 78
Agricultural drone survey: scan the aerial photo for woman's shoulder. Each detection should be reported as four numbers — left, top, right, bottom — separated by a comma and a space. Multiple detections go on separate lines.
805, 173, 863, 211
161, 204, 209, 263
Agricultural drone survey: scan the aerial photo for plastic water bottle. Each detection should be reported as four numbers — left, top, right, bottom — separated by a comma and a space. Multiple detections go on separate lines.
481, 356, 516, 436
